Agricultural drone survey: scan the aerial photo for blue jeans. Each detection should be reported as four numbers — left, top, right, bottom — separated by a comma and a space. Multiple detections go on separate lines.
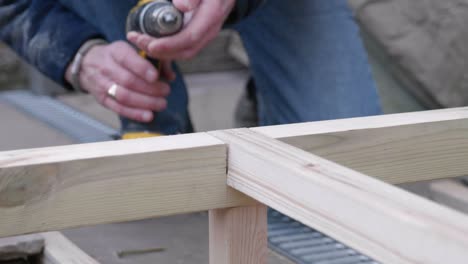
59, 0, 382, 134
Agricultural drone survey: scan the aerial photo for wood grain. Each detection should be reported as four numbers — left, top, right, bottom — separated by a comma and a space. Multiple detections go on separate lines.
211, 129, 468, 264
209, 205, 267, 264
41, 232, 100, 264
0, 133, 254, 238
254, 107, 468, 184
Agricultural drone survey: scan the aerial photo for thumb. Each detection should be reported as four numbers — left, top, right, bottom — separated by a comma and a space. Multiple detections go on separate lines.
172, 0, 201, 12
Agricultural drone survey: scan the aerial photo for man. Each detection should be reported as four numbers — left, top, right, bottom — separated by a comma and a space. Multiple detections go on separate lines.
0, 0, 381, 135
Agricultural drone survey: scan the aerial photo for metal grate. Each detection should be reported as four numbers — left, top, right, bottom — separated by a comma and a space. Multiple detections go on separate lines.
0, 91, 119, 143
268, 209, 379, 264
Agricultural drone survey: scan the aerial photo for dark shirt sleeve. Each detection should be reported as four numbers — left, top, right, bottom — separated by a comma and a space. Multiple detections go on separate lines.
0, 0, 103, 86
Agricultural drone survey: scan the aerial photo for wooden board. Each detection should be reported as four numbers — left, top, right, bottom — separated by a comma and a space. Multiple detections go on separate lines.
209, 205, 267, 264
254, 107, 468, 184
0, 133, 254, 238
2, 107, 468, 240
0, 232, 96, 264
211, 129, 468, 264
41, 232, 100, 264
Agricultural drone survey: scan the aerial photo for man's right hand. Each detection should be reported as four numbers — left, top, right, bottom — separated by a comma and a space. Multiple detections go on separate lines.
66, 41, 175, 123
127, 0, 235, 61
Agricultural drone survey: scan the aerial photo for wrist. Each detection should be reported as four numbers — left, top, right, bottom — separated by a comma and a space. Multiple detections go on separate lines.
66, 39, 108, 92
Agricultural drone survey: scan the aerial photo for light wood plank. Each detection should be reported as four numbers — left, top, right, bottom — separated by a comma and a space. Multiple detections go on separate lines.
209, 205, 267, 264
0, 133, 254, 238
41, 232, 99, 264
253, 107, 468, 183
211, 129, 468, 264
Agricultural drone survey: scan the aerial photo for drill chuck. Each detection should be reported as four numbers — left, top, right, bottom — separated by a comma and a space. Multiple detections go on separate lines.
126, 0, 183, 38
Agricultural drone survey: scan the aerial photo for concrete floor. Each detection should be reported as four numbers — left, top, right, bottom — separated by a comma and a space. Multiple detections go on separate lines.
64, 214, 292, 264
0, 103, 72, 151
0, 71, 292, 264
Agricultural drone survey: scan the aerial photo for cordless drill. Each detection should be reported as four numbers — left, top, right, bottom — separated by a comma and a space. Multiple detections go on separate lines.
122, 0, 265, 139
122, 0, 183, 139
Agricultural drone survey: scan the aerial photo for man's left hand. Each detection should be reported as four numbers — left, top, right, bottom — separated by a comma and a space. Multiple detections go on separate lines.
127, 0, 235, 60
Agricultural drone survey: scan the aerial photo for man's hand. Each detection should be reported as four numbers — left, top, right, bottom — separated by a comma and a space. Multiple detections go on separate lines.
127, 0, 236, 60
66, 41, 175, 122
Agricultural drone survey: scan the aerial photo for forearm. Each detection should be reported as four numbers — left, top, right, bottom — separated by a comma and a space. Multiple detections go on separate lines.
0, 0, 102, 86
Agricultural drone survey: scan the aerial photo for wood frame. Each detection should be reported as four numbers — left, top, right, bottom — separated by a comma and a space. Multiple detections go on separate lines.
40, 232, 100, 264
0, 231, 98, 264
1, 107, 468, 263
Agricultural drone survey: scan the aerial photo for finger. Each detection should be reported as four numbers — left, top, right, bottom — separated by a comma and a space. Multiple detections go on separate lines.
84, 75, 154, 122
183, 10, 195, 26
112, 84, 168, 112
103, 96, 154, 123
173, 0, 201, 12
105, 59, 170, 97
153, 23, 219, 60
92, 74, 168, 112
127, 31, 139, 43
147, 2, 227, 59
110, 41, 159, 83
178, 25, 219, 59
127, 32, 153, 53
